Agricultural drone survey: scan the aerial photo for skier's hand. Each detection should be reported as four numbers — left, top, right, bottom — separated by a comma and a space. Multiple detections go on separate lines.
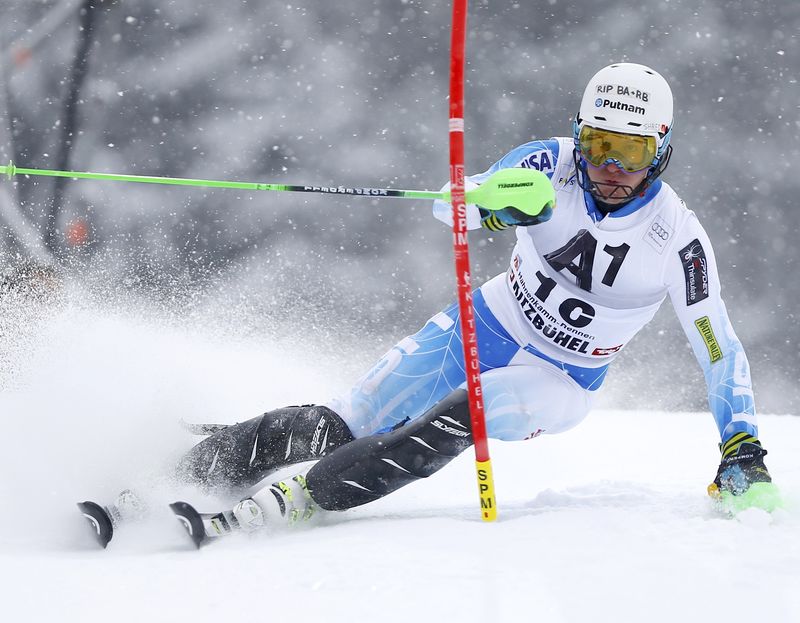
708, 434, 772, 498
479, 203, 553, 231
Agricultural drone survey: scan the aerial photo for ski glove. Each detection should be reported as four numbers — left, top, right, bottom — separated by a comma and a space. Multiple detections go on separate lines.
479, 203, 554, 231
709, 433, 772, 497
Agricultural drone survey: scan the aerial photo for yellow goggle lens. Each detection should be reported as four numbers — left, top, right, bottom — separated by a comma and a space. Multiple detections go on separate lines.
578, 126, 657, 173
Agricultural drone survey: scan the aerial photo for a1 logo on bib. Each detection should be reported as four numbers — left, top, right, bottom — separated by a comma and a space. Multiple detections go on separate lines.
643, 215, 673, 254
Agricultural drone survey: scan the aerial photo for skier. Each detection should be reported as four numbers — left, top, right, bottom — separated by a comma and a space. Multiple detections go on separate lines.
85, 63, 775, 545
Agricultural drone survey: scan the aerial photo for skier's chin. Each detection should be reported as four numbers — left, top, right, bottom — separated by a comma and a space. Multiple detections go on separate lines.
587, 169, 648, 203
590, 181, 635, 203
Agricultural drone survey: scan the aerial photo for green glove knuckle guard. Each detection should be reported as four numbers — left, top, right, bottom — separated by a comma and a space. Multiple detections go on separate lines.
713, 433, 772, 496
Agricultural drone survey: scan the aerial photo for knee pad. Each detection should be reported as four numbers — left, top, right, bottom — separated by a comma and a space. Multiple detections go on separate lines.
176, 404, 354, 491
306, 389, 472, 511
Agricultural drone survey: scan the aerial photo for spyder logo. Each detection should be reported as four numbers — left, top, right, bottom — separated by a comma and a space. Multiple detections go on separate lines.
683, 244, 704, 262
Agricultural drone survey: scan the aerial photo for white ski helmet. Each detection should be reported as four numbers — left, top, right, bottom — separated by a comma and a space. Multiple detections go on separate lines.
574, 62, 674, 160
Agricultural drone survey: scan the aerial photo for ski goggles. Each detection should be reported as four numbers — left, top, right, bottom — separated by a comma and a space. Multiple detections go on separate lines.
578, 125, 658, 173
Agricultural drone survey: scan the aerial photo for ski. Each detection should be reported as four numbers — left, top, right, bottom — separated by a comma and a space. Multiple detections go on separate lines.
77, 500, 115, 548
169, 501, 240, 548
77, 490, 243, 549
76, 490, 148, 548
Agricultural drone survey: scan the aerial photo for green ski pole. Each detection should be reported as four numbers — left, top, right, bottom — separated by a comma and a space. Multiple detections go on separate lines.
0, 161, 554, 217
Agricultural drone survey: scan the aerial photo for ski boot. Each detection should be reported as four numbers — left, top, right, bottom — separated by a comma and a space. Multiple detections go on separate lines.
171, 473, 317, 548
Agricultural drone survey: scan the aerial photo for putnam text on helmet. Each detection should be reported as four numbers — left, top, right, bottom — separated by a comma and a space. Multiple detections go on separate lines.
594, 99, 646, 115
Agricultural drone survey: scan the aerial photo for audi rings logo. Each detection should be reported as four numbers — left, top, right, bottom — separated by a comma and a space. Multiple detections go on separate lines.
643, 216, 673, 254
651, 222, 670, 240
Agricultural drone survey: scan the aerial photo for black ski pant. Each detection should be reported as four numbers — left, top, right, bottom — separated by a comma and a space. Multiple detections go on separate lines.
306, 389, 473, 510
176, 404, 354, 491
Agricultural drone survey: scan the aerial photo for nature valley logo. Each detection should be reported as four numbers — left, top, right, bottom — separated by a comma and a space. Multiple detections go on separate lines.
694, 316, 722, 363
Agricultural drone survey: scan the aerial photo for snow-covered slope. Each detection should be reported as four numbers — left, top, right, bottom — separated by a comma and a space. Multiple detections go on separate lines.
1, 298, 798, 623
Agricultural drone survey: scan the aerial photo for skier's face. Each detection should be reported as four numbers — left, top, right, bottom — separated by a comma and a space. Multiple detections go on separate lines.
585, 161, 649, 204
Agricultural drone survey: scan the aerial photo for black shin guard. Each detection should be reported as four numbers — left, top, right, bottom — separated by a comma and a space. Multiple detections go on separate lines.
176, 405, 354, 491
306, 389, 472, 511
